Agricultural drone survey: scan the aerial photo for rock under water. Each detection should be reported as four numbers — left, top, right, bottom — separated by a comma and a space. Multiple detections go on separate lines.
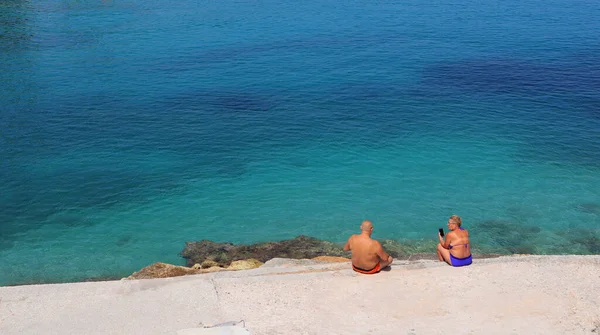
180, 235, 350, 267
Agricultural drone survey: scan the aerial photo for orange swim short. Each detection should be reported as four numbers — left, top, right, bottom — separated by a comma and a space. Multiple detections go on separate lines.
352, 262, 381, 274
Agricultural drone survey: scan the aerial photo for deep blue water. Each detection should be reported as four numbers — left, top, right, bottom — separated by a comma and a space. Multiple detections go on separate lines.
1, 0, 599, 286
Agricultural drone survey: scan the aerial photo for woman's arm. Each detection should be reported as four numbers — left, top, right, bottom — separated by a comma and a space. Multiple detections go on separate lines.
439, 231, 452, 249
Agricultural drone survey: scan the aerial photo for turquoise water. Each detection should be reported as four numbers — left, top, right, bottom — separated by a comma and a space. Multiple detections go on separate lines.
1, 0, 599, 285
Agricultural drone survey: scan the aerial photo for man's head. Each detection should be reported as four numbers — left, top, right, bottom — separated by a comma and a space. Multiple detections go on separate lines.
360, 220, 373, 235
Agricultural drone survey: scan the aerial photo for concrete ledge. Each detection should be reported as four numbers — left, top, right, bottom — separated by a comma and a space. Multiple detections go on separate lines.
1, 255, 599, 334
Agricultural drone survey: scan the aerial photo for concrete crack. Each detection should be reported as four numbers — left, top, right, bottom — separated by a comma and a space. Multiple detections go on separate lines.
210, 278, 220, 302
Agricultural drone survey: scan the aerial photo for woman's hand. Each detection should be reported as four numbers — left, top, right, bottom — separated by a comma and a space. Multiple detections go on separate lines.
439, 232, 448, 249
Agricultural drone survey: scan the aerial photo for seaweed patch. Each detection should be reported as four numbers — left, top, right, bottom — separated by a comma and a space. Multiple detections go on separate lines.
576, 203, 600, 215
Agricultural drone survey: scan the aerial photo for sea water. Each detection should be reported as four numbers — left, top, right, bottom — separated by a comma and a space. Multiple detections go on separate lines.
1, 0, 599, 285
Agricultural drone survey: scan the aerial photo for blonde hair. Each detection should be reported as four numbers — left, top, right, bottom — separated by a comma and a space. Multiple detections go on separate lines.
449, 215, 462, 227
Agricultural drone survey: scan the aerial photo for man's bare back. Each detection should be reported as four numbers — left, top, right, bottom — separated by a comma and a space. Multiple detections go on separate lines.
344, 220, 393, 274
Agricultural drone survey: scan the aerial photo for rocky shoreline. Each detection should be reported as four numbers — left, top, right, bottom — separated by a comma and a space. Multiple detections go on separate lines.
123, 221, 600, 280
7, 219, 599, 285
1, 235, 505, 286
180, 235, 351, 267
127, 235, 354, 280
125, 235, 504, 280
103, 222, 598, 282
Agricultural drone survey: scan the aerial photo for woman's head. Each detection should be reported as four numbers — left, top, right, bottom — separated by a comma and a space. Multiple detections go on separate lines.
448, 215, 462, 229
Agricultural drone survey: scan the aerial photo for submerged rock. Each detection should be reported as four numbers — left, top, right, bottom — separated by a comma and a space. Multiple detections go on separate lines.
380, 239, 430, 259
576, 203, 600, 215
557, 229, 600, 254
181, 235, 350, 267
473, 219, 542, 254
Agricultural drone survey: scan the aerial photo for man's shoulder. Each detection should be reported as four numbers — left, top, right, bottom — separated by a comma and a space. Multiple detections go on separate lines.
361, 236, 381, 247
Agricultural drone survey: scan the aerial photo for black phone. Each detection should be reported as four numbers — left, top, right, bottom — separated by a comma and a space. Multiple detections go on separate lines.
439, 228, 445, 237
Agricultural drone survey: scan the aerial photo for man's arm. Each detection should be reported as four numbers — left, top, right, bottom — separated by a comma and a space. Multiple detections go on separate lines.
375, 241, 390, 261
343, 236, 352, 251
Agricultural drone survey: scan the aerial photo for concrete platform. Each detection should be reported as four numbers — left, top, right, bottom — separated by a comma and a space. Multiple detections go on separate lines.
1, 255, 599, 334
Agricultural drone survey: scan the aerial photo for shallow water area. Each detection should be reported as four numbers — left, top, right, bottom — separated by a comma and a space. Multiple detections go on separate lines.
1, 0, 599, 285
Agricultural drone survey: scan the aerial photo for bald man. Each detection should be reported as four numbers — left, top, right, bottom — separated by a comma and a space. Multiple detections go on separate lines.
343, 220, 393, 274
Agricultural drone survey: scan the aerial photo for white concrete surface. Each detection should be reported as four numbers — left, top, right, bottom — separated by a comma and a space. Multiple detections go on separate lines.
1, 255, 599, 335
